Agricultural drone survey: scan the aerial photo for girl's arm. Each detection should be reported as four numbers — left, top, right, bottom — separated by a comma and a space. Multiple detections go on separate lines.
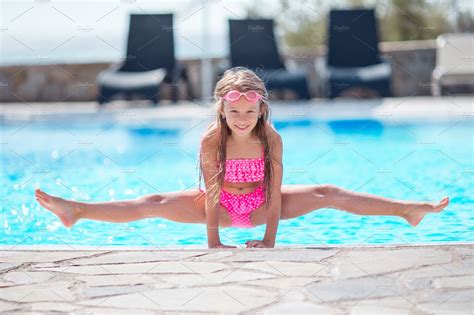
262, 132, 283, 247
200, 135, 228, 248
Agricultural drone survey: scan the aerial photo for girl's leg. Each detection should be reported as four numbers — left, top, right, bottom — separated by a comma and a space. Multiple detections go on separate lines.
35, 188, 207, 227
279, 184, 449, 226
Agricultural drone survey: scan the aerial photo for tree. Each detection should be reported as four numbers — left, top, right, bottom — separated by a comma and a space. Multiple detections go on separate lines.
244, 0, 473, 49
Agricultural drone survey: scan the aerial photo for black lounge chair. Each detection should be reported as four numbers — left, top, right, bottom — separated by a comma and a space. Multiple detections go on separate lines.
326, 9, 391, 98
227, 19, 310, 100
97, 14, 194, 105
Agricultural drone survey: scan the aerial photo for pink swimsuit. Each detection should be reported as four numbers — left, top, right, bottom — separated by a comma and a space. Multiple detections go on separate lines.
200, 146, 265, 228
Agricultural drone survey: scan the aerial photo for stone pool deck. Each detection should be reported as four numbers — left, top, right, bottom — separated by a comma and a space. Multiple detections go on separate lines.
0, 244, 472, 314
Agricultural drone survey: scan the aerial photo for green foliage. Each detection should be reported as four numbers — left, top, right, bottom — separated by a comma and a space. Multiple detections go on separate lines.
379, 0, 454, 41
244, 0, 473, 49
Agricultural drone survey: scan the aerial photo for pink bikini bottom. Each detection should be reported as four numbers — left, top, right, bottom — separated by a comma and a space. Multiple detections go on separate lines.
199, 186, 265, 228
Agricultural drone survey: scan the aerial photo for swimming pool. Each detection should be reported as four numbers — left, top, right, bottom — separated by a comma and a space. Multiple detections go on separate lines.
1, 108, 472, 246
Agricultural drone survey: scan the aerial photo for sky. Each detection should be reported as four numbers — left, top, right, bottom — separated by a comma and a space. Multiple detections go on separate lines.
0, 0, 261, 65
1, 0, 472, 66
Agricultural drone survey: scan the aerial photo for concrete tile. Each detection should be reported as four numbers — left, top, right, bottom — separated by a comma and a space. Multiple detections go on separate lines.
0, 281, 75, 302
38, 261, 227, 275
400, 263, 474, 288
306, 276, 404, 302
35, 264, 115, 275
246, 277, 318, 289
160, 269, 276, 287
432, 275, 474, 289
79, 292, 162, 310
241, 261, 329, 277
80, 286, 278, 312
462, 257, 474, 269
3, 271, 55, 284
405, 276, 433, 290
75, 274, 163, 287
334, 247, 453, 279
342, 296, 413, 314
82, 284, 152, 299
264, 301, 334, 314
192, 251, 235, 261
0, 281, 19, 288
278, 289, 307, 301
30, 302, 78, 312
453, 246, 474, 258
0, 251, 105, 263
33, 262, 61, 268
0, 300, 23, 312
416, 301, 474, 315
0, 262, 21, 272
78, 307, 157, 314
220, 249, 338, 262
416, 288, 474, 303
70, 251, 206, 265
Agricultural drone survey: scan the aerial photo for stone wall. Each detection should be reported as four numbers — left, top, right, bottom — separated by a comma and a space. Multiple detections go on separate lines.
0, 40, 437, 102
0, 60, 208, 103
380, 40, 437, 97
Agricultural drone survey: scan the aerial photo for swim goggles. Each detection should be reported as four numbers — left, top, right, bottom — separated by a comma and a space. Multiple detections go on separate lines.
222, 90, 263, 103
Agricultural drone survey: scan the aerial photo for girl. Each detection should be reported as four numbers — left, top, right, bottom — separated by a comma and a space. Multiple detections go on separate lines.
35, 67, 450, 248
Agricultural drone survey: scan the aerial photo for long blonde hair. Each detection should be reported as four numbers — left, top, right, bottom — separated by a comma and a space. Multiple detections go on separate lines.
197, 67, 274, 210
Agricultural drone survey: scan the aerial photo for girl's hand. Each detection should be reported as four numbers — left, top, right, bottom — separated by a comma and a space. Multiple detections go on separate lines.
209, 243, 237, 249
245, 240, 275, 248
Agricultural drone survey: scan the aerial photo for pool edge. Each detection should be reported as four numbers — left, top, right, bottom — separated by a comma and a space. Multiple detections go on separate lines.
0, 242, 472, 251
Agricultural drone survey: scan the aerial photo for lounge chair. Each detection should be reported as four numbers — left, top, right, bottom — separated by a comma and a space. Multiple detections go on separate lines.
432, 33, 474, 96
97, 14, 194, 105
326, 9, 391, 98
227, 19, 310, 100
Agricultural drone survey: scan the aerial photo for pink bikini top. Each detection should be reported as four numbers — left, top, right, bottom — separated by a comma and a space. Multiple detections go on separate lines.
224, 146, 265, 183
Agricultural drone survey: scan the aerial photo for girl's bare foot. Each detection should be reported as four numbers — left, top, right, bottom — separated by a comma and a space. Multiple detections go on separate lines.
400, 197, 450, 227
35, 188, 81, 228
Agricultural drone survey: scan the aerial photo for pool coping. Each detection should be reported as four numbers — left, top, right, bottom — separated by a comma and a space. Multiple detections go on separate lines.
1, 96, 472, 123
0, 242, 472, 251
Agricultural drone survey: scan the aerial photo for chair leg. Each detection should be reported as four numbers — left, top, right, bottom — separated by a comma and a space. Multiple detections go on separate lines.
382, 79, 392, 97
148, 86, 160, 106
97, 93, 107, 105
170, 83, 178, 103
170, 63, 195, 103
329, 80, 341, 99
297, 83, 311, 100
97, 86, 112, 105
153, 91, 160, 105
138, 86, 158, 106
168, 65, 183, 103
440, 85, 448, 96
182, 68, 195, 100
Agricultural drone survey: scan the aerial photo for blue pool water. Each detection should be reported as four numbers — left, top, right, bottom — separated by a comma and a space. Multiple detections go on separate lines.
1, 116, 473, 246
